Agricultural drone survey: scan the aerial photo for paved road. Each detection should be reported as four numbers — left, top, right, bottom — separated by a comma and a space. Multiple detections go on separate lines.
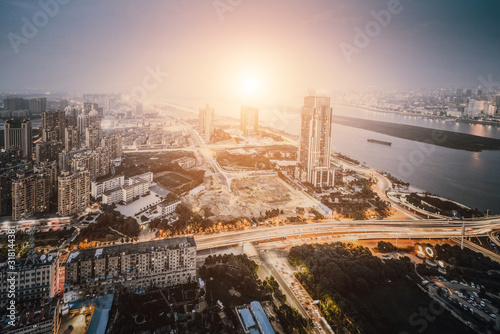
194, 218, 500, 250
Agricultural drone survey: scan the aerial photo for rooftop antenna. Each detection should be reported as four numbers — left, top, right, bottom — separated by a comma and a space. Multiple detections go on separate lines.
25, 225, 37, 265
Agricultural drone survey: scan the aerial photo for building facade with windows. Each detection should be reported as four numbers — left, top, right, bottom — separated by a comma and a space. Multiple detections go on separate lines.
64, 236, 196, 301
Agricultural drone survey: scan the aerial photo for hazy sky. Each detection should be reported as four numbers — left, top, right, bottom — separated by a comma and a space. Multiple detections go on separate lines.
1, 0, 499, 105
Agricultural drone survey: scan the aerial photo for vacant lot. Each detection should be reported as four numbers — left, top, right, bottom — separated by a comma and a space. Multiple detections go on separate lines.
232, 177, 291, 204
155, 171, 193, 190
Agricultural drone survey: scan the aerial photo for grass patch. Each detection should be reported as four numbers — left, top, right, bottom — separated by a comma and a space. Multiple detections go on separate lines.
155, 172, 192, 189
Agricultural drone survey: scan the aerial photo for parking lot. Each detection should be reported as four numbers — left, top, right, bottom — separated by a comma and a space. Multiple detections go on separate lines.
424, 275, 499, 324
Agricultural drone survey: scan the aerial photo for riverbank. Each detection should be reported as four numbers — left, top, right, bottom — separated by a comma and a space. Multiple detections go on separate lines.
332, 115, 500, 152
336, 103, 500, 127
334, 103, 448, 120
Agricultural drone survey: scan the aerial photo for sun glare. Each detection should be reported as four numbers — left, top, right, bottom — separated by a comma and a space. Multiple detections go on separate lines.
243, 75, 259, 95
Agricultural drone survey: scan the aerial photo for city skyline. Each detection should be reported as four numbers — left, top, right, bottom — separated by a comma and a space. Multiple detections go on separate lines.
2, 2, 500, 333
0, 0, 500, 105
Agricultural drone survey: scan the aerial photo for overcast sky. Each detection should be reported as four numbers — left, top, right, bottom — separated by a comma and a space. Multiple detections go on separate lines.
1, 0, 499, 105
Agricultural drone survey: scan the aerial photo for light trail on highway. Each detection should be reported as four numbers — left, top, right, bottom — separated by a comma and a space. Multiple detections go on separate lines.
194, 219, 500, 250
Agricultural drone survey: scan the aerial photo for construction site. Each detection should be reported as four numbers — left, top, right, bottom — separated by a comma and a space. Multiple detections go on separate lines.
184, 171, 317, 220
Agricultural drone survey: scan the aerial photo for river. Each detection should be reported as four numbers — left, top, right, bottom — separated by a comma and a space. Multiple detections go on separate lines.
262, 104, 500, 214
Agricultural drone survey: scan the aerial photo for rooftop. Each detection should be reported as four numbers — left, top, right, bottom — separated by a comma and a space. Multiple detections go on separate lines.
1, 252, 58, 273
66, 236, 196, 263
1, 297, 59, 331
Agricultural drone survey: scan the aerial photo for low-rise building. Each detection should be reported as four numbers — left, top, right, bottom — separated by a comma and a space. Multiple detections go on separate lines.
172, 156, 196, 169
235, 301, 275, 334
100, 172, 153, 205
157, 200, 181, 216
63, 236, 196, 302
91, 175, 125, 199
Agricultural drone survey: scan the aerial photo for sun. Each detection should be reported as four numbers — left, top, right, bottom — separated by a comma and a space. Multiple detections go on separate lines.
242, 75, 260, 96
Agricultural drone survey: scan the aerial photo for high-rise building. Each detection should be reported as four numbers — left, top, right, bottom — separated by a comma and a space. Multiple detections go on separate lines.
77, 110, 100, 134
35, 141, 64, 164
466, 99, 487, 117
59, 99, 69, 109
28, 97, 47, 114
240, 106, 259, 136
83, 94, 109, 112
58, 169, 90, 216
85, 126, 100, 149
199, 104, 214, 142
0, 147, 23, 169
4, 118, 32, 159
58, 148, 111, 181
64, 236, 197, 302
100, 135, 123, 159
3, 97, 28, 111
42, 109, 66, 142
0, 163, 32, 216
136, 102, 143, 116
298, 94, 333, 188
11, 162, 57, 221
64, 126, 80, 152
494, 95, 500, 107
64, 106, 79, 127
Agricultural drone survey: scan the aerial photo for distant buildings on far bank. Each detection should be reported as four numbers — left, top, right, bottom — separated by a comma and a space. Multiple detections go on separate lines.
199, 104, 214, 142
241, 106, 259, 136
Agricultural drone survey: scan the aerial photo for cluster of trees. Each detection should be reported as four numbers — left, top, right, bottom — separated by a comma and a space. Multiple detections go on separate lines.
334, 153, 360, 165
76, 207, 140, 245
115, 151, 195, 178
201, 254, 308, 333
204, 254, 259, 273
259, 131, 285, 142
0, 242, 28, 262
275, 304, 309, 334
435, 243, 500, 271
260, 208, 283, 219
200, 254, 263, 301
322, 182, 391, 219
210, 128, 232, 143
288, 242, 415, 333
375, 241, 412, 253
217, 151, 271, 170
406, 193, 483, 218
262, 276, 286, 304
110, 291, 177, 334
376, 241, 397, 253
150, 204, 252, 237
0, 228, 75, 261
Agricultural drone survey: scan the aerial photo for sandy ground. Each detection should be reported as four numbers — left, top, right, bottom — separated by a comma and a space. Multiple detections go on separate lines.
185, 175, 316, 220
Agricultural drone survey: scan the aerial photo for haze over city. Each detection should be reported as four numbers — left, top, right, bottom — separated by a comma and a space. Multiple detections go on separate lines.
1, 0, 500, 106
2, 1, 500, 334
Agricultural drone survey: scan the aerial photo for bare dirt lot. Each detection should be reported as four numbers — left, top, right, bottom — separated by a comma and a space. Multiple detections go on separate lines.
231, 177, 291, 204
185, 175, 316, 220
